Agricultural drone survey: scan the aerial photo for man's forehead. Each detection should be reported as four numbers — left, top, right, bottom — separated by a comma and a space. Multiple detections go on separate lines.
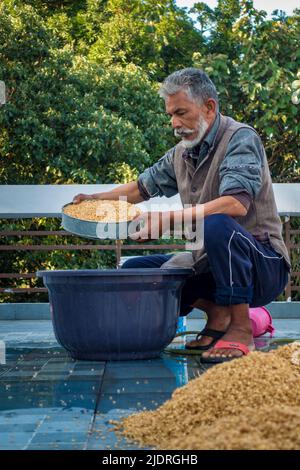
165, 90, 196, 113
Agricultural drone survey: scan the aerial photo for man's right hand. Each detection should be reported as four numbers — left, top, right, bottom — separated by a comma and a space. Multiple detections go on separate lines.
72, 181, 145, 205
72, 193, 96, 204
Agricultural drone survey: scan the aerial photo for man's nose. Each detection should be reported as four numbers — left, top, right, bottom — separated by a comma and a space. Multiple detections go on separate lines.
171, 116, 182, 129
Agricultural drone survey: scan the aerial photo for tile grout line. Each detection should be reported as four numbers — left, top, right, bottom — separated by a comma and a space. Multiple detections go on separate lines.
2, 349, 53, 450
0, 346, 39, 380
83, 361, 107, 450
22, 414, 48, 450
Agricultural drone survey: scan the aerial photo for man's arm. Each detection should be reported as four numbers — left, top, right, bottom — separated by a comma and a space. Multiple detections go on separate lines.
73, 146, 178, 204
137, 147, 178, 199
130, 129, 264, 240
219, 127, 264, 201
131, 196, 246, 242
73, 181, 144, 204
199, 195, 247, 217
171, 195, 247, 227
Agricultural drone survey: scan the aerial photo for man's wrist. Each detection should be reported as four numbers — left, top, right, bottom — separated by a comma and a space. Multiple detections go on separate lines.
167, 210, 184, 233
91, 192, 111, 200
91, 193, 101, 200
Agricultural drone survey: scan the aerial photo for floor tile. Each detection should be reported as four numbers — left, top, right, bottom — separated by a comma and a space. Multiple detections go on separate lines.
97, 392, 173, 413
87, 409, 149, 451
0, 315, 299, 450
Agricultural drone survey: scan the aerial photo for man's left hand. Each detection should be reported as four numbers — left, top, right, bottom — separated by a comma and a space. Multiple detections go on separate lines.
129, 211, 170, 242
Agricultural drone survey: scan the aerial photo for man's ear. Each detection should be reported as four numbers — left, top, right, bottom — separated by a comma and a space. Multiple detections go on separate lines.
205, 98, 217, 114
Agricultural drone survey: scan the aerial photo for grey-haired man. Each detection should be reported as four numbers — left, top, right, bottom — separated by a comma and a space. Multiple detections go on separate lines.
73, 68, 290, 363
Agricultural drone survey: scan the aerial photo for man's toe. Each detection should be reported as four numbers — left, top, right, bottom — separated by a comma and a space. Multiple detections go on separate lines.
214, 348, 223, 356
227, 349, 242, 358
221, 349, 230, 357
202, 350, 211, 358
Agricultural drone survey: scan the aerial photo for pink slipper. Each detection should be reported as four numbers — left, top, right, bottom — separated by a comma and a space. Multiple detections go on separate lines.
201, 339, 251, 363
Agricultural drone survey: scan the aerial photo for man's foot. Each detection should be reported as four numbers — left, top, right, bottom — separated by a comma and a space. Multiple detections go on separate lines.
185, 327, 226, 350
185, 299, 231, 349
185, 315, 231, 349
201, 325, 255, 360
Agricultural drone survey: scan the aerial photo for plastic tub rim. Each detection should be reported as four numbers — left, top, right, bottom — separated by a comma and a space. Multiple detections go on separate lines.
36, 268, 194, 278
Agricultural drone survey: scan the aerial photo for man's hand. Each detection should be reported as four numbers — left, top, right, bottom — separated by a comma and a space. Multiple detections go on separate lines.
72, 181, 145, 205
129, 211, 169, 242
72, 193, 97, 204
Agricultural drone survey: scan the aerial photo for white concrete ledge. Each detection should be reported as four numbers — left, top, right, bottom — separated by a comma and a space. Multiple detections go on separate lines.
1, 183, 300, 218
0, 302, 299, 320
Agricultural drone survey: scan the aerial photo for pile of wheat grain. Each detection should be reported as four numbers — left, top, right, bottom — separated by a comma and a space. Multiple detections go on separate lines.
63, 199, 141, 222
114, 343, 300, 450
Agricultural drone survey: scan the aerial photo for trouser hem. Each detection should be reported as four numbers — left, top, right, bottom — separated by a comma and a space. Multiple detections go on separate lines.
214, 286, 254, 305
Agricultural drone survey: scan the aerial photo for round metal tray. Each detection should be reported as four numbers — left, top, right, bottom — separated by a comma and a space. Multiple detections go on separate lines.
61, 203, 139, 240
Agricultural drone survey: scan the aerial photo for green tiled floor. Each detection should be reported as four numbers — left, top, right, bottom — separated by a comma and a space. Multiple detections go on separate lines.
0, 317, 299, 450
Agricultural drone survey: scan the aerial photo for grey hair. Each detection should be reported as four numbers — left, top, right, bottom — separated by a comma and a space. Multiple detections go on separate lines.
159, 68, 219, 107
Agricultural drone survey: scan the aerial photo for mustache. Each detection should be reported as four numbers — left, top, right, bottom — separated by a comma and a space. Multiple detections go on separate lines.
174, 127, 195, 137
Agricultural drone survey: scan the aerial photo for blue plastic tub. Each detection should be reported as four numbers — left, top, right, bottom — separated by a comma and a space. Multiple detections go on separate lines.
37, 269, 193, 361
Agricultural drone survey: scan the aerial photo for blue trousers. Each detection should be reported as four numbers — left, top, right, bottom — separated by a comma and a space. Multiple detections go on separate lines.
122, 214, 289, 316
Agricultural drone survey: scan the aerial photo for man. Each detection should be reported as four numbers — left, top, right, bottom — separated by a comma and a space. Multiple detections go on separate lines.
73, 68, 290, 363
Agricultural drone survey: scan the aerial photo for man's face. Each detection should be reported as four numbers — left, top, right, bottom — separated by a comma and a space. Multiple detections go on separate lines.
165, 90, 215, 148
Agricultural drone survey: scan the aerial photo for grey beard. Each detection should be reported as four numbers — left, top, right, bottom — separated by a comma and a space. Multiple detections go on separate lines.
180, 119, 209, 149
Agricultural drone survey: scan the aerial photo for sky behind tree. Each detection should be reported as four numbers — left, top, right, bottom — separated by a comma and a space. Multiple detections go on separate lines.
177, 0, 299, 17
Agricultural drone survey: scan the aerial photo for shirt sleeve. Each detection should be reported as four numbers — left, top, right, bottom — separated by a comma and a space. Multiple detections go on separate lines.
219, 128, 264, 199
137, 147, 178, 199
222, 187, 252, 211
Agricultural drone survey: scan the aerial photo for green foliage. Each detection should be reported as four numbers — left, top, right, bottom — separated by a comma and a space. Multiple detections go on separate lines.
0, 1, 172, 184
192, 1, 300, 181
292, 70, 300, 105
106, 162, 138, 184
69, 0, 203, 80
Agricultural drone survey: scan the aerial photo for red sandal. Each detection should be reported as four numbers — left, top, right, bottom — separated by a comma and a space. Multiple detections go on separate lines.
200, 339, 251, 364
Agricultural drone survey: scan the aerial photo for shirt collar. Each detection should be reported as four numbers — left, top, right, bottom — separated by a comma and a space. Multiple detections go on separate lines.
203, 111, 220, 150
